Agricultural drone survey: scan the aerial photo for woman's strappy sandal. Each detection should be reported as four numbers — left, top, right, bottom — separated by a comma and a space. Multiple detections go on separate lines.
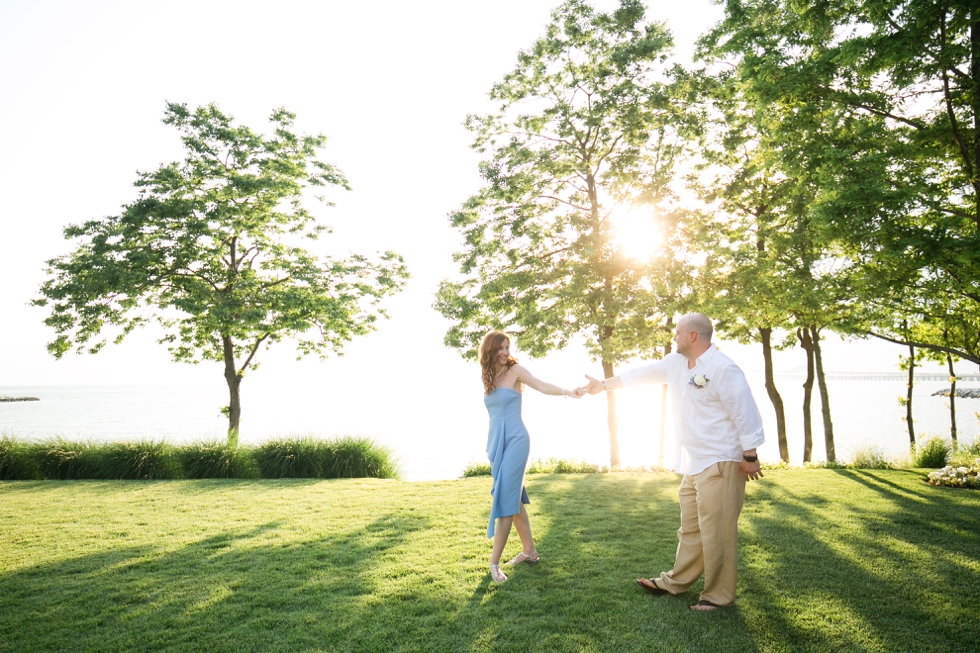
489, 564, 508, 583
505, 550, 540, 565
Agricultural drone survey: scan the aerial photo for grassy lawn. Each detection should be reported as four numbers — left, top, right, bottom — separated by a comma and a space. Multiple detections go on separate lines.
2, 470, 978, 653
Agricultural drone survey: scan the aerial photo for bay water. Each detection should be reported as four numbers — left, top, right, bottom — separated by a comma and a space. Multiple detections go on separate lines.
2, 374, 976, 481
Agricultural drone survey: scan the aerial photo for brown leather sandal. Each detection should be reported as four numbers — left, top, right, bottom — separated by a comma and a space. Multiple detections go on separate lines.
636, 578, 668, 595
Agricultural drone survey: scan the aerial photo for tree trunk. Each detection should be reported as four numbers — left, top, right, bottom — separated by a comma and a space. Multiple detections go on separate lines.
811, 326, 836, 463
603, 359, 620, 467
797, 327, 815, 463
971, 10, 980, 232
760, 327, 789, 462
906, 343, 916, 449
657, 320, 673, 469
222, 334, 242, 447
947, 352, 958, 448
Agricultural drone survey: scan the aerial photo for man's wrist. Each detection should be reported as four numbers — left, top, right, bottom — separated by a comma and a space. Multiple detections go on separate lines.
742, 453, 758, 463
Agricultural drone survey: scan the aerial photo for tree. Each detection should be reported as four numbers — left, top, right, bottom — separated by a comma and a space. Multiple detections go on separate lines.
684, 67, 798, 463
701, 0, 980, 366
685, 58, 857, 463
435, 0, 694, 466
34, 103, 409, 445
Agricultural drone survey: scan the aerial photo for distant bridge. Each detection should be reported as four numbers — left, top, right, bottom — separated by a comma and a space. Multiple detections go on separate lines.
774, 372, 980, 382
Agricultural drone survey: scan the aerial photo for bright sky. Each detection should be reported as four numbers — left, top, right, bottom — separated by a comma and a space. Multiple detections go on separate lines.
1, 1, 964, 469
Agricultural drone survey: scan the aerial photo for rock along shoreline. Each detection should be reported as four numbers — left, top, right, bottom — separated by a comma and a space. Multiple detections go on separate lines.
0, 396, 40, 402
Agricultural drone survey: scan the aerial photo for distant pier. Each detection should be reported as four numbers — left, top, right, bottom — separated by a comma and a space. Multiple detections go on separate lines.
775, 372, 980, 382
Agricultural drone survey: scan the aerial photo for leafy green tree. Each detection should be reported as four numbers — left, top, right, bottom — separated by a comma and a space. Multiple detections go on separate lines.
701, 0, 980, 366
687, 57, 859, 463
34, 103, 408, 445
685, 67, 799, 462
434, 0, 694, 466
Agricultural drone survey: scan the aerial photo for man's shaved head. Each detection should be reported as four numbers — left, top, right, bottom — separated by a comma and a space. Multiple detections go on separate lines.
678, 313, 713, 342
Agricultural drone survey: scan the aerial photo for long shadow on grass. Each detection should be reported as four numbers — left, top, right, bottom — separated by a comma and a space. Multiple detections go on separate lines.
734, 470, 980, 653
449, 473, 761, 653
0, 509, 432, 653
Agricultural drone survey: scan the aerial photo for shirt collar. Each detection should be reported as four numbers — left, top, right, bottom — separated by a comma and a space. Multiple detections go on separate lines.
695, 344, 719, 367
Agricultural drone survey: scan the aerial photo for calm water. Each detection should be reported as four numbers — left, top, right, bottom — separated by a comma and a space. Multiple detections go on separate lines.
1, 376, 977, 480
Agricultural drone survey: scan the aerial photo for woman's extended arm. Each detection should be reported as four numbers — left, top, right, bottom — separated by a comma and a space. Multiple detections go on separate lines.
513, 365, 578, 398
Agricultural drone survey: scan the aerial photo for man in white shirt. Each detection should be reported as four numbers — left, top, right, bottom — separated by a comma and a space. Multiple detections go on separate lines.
578, 313, 764, 611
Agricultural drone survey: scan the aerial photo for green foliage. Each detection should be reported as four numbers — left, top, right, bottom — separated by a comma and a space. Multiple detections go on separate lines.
326, 436, 399, 479
0, 436, 40, 480
32, 438, 101, 480
761, 459, 791, 470
34, 102, 408, 442
802, 460, 849, 470
462, 458, 647, 476
700, 0, 980, 366
436, 0, 691, 364
527, 457, 606, 474
951, 438, 980, 467
848, 445, 895, 470
175, 441, 260, 479
0, 436, 396, 480
254, 435, 398, 480
914, 436, 953, 469
97, 440, 183, 479
461, 460, 492, 477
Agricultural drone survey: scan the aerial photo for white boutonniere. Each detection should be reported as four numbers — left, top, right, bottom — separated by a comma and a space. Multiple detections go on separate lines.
689, 373, 709, 389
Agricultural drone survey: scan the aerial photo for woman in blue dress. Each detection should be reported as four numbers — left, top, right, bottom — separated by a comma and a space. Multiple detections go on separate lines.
480, 330, 579, 583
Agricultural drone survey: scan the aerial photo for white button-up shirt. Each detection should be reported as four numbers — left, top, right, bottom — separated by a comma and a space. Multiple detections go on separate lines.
619, 344, 765, 475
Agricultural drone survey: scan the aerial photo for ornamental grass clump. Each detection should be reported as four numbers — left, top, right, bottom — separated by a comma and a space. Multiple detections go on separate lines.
462, 461, 492, 477
527, 457, 606, 474
96, 440, 183, 479
462, 458, 609, 477
913, 436, 952, 468
255, 436, 323, 478
175, 440, 260, 479
0, 435, 40, 480
32, 438, 101, 480
849, 445, 895, 470
927, 459, 980, 489
325, 436, 398, 479
951, 438, 980, 466
254, 435, 397, 479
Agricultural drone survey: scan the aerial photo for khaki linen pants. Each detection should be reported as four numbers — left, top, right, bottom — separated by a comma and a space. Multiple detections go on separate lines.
657, 460, 746, 606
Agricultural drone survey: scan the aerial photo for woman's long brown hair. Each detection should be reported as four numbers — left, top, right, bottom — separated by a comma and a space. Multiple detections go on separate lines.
480, 331, 518, 395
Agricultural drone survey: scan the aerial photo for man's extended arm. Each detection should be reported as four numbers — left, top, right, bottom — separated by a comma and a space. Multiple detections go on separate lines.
578, 359, 670, 395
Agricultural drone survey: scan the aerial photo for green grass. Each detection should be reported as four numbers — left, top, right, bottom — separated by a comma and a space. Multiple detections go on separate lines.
2, 470, 978, 652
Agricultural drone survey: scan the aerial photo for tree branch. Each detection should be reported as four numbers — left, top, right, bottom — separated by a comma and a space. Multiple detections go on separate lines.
939, 2, 976, 181
863, 330, 980, 365
537, 195, 591, 212
241, 333, 270, 372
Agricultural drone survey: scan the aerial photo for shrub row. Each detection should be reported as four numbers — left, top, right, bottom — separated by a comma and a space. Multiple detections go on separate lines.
461, 437, 980, 478
0, 435, 398, 481
462, 458, 660, 477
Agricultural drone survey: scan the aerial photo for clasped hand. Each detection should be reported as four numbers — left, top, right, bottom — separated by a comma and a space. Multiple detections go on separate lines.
570, 374, 604, 397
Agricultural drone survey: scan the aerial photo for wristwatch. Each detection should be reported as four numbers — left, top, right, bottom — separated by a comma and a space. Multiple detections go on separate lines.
742, 454, 758, 463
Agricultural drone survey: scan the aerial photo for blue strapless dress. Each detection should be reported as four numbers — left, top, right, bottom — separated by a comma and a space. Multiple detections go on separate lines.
484, 387, 531, 538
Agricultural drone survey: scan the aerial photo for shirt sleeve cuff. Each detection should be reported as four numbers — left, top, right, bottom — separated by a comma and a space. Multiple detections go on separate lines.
739, 428, 765, 452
